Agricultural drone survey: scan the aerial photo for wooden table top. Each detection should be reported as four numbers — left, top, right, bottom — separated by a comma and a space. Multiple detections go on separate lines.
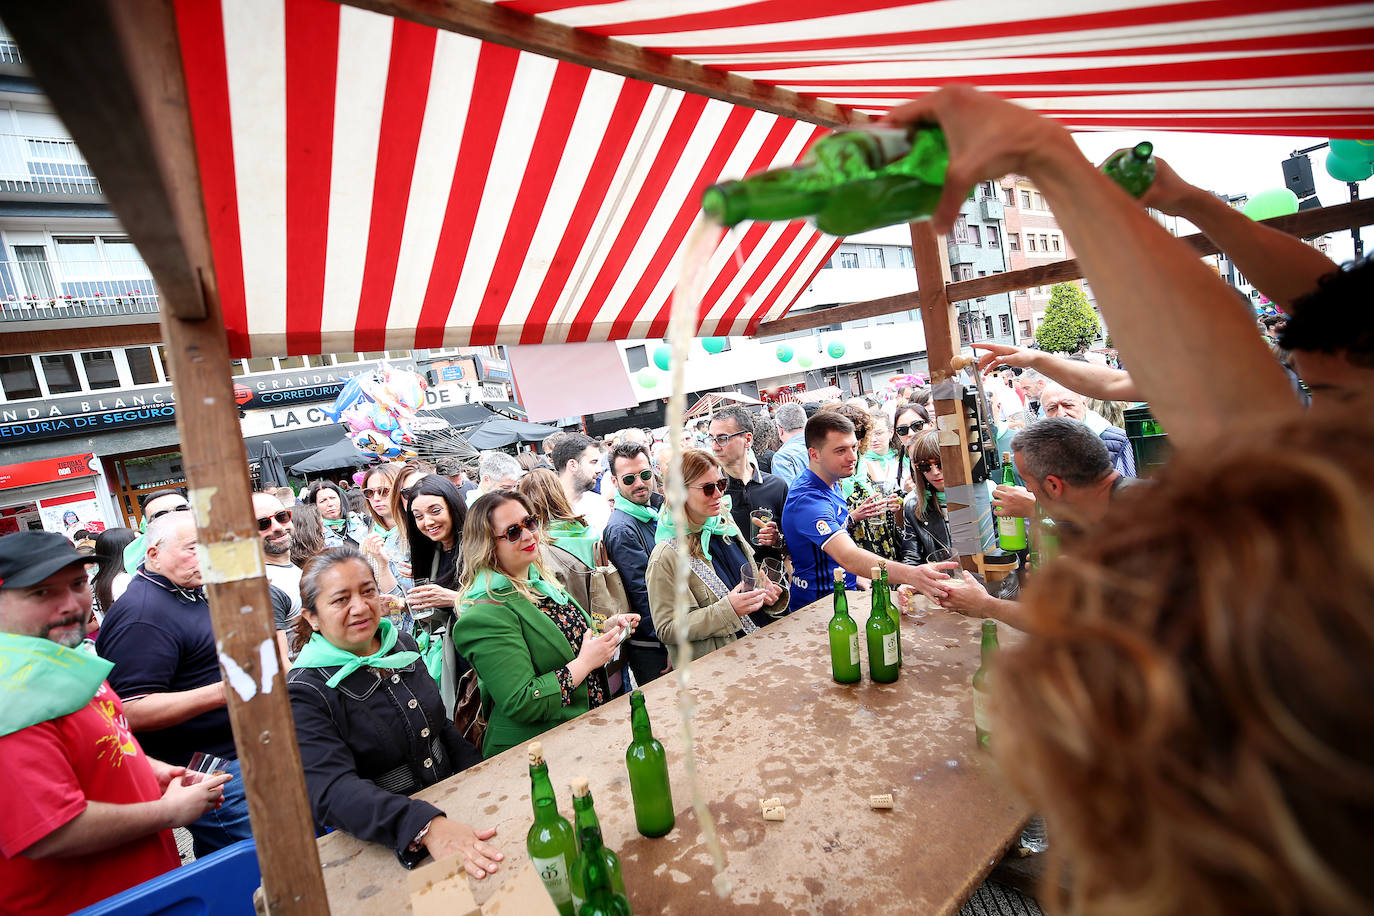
317, 591, 1028, 915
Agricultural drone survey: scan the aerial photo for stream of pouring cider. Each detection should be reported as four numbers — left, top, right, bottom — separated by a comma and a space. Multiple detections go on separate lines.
666, 214, 733, 897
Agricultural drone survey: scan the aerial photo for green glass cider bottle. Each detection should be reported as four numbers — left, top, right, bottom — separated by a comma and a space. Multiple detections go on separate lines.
827, 567, 861, 684
574, 823, 633, 916
877, 560, 901, 665
1101, 141, 1156, 198
997, 453, 1028, 551
973, 619, 999, 749
568, 776, 626, 907
526, 742, 578, 916
866, 566, 900, 683
701, 124, 950, 236
624, 690, 675, 838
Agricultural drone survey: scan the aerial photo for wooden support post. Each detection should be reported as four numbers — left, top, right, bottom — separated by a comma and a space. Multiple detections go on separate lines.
910, 222, 981, 574
3, 3, 330, 912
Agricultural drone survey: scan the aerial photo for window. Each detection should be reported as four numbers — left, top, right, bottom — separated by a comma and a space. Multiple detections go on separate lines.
987, 226, 1000, 247
625, 345, 648, 372
954, 264, 976, 281
969, 225, 982, 246
243, 357, 274, 374
999, 315, 1011, 336
277, 356, 306, 370
983, 316, 994, 338
361, 352, 385, 362
1026, 235, 1037, 252
55, 237, 102, 280
13, 245, 55, 298
1020, 190, 1032, 208
81, 351, 120, 389
101, 238, 149, 276
1003, 187, 1016, 207
951, 215, 970, 244
959, 320, 971, 344
864, 247, 885, 268
40, 354, 81, 394
980, 181, 995, 198
1019, 319, 1032, 336
157, 346, 172, 381
898, 247, 914, 268
1033, 192, 1045, 210
838, 251, 859, 269
0, 355, 40, 400
334, 353, 359, 364
1040, 234, 1050, 251
1008, 232, 1020, 251
1051, 235, 1062, 252
126, 346, 159, 385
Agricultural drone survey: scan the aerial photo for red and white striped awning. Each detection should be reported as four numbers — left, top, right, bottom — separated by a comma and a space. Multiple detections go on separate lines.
171, 0, 1374, 358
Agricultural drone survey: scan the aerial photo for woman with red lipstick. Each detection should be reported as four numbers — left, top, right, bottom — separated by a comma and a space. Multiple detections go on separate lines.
401, 475, 469, 715
287, 546, 501, 877
645, 450, 787, 665
900, 430, 954, 565
452, 491, 638, 758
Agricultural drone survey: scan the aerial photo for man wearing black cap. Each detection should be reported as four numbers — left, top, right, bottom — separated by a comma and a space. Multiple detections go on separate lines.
0, 531, 228, 916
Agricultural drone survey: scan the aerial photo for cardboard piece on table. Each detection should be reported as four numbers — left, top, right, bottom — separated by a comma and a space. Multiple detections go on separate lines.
480, 863, 560, 916
407, 854, 480, 916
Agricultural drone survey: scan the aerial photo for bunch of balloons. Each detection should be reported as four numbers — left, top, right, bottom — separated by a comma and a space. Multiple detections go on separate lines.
323, 364, 429, 459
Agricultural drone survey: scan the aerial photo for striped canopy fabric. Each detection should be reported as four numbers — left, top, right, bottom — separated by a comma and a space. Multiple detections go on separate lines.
172, 0, 1374, 358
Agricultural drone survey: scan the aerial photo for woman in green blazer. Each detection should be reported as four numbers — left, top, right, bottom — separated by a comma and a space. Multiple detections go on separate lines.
452, 490, 638, 758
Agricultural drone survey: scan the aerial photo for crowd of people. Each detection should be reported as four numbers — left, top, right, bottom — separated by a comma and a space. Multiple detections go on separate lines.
1, 86, 1370, 915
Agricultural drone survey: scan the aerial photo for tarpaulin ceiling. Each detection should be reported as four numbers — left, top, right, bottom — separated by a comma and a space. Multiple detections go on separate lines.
172, 0, 1374, 358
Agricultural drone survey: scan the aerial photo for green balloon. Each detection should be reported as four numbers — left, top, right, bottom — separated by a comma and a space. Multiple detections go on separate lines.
1242, 188, 1298, 221
775, 344, 794, 362
652, 345, 672, 372
797, 353, 814, 368
1326, 151, 1373, 183
1329, 138, 1374, 163
636, 368, 659, 388
701, 337, 727, 354
827, 341, 846, 359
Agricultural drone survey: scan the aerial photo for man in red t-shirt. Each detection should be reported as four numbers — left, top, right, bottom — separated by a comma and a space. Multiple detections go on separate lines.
0, 531, 230, 916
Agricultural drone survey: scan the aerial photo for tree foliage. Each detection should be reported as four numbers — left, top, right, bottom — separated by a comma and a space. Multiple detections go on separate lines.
1034, 282, 1101, 353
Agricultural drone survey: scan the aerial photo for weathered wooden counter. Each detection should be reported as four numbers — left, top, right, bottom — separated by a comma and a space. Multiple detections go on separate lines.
317, 592, 1028, 915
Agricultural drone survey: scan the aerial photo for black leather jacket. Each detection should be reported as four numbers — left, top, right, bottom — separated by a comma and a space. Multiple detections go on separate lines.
287, 631, 482, 854
900, 491, 952, 566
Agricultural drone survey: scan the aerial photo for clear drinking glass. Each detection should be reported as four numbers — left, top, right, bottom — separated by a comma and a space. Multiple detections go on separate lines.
184, 751, 229, 784
749, 508, 774, 545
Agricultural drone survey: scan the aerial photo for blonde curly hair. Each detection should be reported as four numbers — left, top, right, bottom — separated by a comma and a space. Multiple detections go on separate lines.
992, 415, 1374, 916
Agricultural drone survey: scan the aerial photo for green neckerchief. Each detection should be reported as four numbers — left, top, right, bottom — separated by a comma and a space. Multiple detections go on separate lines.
655, 495, 739, 555
547, 518, 589, 538
613, 492, 657, 524
936, 490, 947, 508
0, 634, 114, 738
290, 617, 420, 688
463, 563, 571, 606
548, 519, 597, 569
370, 520, 390, 538
323, 516, 347, 535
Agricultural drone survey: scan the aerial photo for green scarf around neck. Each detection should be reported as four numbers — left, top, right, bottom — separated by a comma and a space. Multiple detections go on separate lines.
291, 617, 420, 688
654, 495, 739, 556
463, 563, 571, 606
613, 492, 657, 524
323, 516, 347, 534
0, 634, 114, 738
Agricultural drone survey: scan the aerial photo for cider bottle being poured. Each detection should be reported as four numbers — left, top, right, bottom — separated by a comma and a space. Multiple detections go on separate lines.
1101, 141, 1157, 198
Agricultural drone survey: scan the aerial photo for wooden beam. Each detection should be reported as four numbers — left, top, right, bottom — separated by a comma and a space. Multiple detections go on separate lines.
0, 323, 162, 357
759, 196, 1374, 334
342, 0, 866, 129
5, 3, 330, 912
2, 0, 207, 319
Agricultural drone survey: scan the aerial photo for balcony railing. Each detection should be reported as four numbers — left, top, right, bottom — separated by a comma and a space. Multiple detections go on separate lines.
0, 258, 158, 320
0, 131, 102, 196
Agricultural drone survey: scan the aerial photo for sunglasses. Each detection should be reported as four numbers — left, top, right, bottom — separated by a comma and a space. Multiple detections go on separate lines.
620, 469, 654, 486
895, 422, 926, 436
256, 509, 292, 531
149, 503, 191, 522
917, 459, 942, 473
707, 430, 749, 447
401, 482, 423, 501
497, 515, 541, 543
690, 478, 730, 497
363, 486, 391, 499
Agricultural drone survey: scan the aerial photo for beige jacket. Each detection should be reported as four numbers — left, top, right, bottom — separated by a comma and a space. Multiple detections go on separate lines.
645, 531, 789, 666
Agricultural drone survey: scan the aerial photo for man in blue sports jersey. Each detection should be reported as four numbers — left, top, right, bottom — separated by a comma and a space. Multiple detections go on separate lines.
781, 410, 959, 610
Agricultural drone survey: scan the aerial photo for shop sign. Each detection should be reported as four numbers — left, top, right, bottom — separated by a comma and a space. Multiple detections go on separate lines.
239, 381, 486, 438
0, 453, 97, 491
0, 360, 412, 445
477, 356, 511, 381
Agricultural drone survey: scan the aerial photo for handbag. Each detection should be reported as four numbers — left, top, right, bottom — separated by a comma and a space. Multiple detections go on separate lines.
452, 666, 486, 750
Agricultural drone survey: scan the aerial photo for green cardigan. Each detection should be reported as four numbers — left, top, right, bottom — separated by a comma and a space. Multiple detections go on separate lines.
452, 586, 596, 758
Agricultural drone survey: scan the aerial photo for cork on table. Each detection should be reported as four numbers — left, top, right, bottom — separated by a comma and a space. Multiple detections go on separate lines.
317, 591, 1028, 915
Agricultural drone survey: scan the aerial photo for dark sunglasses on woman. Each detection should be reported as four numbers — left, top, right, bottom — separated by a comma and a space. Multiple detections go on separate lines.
619, 469, 654, 486
497, 515, 541, 543
362, 485, 391, 499
917, 458, 942, 473
690, 478, 730, 497
895, 422, 926, 436
256, 509, 292, 531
